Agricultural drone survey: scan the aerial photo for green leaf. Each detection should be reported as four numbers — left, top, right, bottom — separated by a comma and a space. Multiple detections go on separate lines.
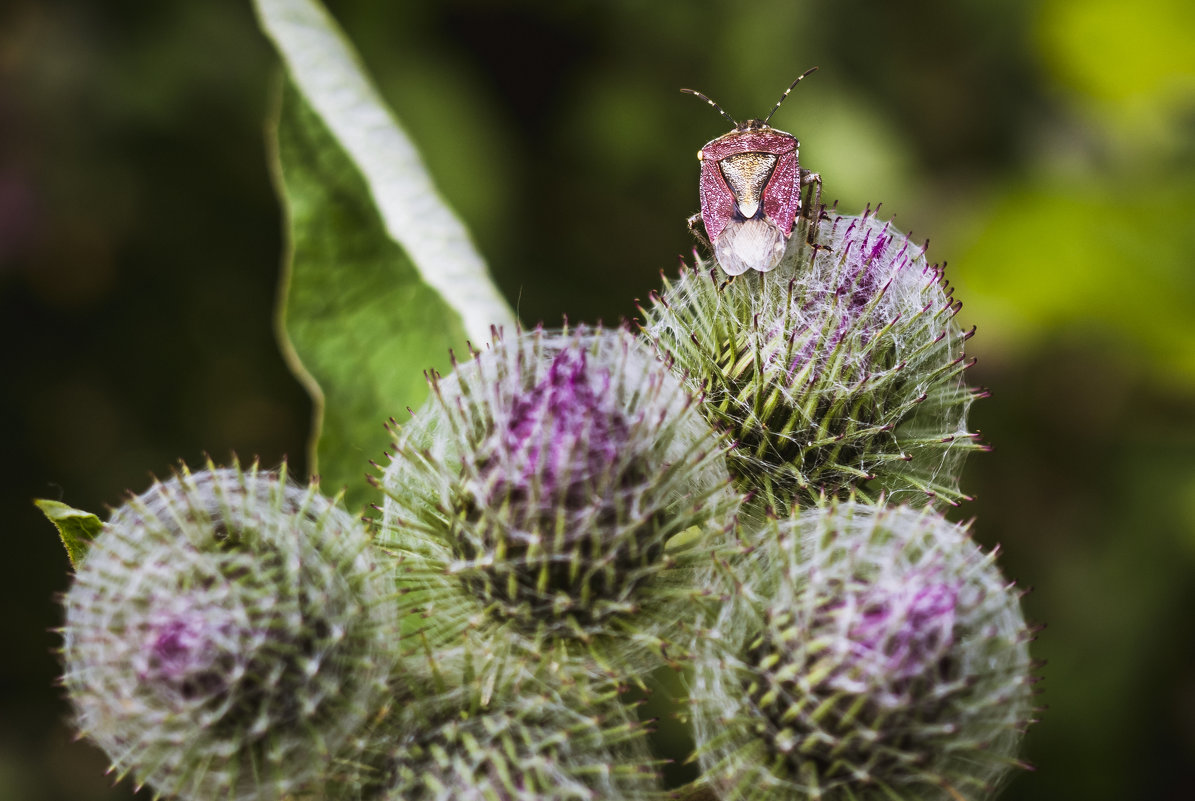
269, 82, 465, 513
34, 499, 102, 570
255, 0, 517, 513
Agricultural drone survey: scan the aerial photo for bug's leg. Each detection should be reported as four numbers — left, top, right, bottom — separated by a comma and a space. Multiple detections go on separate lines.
799, 170, 823, 226
688, 212, 713, 253
799, 170, 826, 252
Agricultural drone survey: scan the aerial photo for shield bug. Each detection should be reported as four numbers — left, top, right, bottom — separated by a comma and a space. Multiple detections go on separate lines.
683, 67, 823, 275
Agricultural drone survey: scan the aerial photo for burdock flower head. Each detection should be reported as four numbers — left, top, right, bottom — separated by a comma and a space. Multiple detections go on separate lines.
692, 502, 1036, 801
60, 462, 395, 801
377, 325, 737, 670
367, 677, 659, 801
645, 209, 984, 513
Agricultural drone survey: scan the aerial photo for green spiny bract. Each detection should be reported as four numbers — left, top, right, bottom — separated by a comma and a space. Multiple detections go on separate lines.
60, 461, 396, 801
317, 622, 661, 801
691, 502, 1035, 801
370, 677, 659, 801
376, 325, 738, 674
645, 210, 984, 514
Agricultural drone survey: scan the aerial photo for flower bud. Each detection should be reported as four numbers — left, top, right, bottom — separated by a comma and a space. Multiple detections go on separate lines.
60, 462, 395, 801
645, 210, 984, 513
373, 680, 659, 801
377, 326, 737, 669
692, 503, 1036, 801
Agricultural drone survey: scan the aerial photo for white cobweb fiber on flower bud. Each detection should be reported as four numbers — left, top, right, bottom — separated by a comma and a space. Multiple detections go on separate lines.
60, 463, 396, 801
692, 503, 1035, 801
377, 326, 738, 670
646, 210, 982, 509
759, 212, 960, 386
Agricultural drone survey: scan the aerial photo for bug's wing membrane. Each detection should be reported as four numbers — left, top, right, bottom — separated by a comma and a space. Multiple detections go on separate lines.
714, 218, 787, 275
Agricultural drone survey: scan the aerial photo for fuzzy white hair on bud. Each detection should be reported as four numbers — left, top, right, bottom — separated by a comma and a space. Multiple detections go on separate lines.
378, 681, 658, 801
377, 326, 739, 675
60, 462, 396, 801
692, 502, 1036, 801
645, 209, 984, 516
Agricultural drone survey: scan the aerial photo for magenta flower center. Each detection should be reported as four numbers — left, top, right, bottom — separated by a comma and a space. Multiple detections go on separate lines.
848, 579, 959, 681
139, 608, 238, 700
500, 347, 629, 506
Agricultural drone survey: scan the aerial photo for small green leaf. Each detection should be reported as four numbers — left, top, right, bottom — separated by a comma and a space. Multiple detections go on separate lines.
34, 499, 102, 570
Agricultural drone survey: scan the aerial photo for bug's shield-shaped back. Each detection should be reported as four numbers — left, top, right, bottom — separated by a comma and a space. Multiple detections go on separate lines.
698, 128, 801, 274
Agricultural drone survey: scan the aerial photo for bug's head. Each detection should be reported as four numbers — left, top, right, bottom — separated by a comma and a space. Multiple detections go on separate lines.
682, 66, 818, 133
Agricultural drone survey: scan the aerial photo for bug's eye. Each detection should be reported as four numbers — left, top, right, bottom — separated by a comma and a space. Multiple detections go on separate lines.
697, 150, 705, 161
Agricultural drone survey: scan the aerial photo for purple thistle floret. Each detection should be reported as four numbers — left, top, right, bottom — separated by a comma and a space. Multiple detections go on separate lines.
150, 621, 202, 673
841, 571, 961, 688
645, 211, 982, 512
379, 327, 737, 654
691, 505, 1035, 801
136, 608, 239, 696
466, 340, 663, 617
60, 465, 395, 801
783, 219, 915, 380
499, 347, 628, 506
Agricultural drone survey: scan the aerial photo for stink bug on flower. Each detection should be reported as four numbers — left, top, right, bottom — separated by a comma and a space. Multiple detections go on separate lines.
684, 67, 823, 276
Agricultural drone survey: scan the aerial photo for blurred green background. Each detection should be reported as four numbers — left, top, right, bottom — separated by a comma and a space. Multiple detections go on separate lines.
2, 1, 1193, 799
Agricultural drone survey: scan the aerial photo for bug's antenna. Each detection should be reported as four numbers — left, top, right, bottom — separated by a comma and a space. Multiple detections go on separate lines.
763, 66, 818, 126
681, 88, 738, 129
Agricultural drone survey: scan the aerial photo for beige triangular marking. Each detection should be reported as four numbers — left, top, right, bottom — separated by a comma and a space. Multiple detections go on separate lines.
718, 152, 778, 219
